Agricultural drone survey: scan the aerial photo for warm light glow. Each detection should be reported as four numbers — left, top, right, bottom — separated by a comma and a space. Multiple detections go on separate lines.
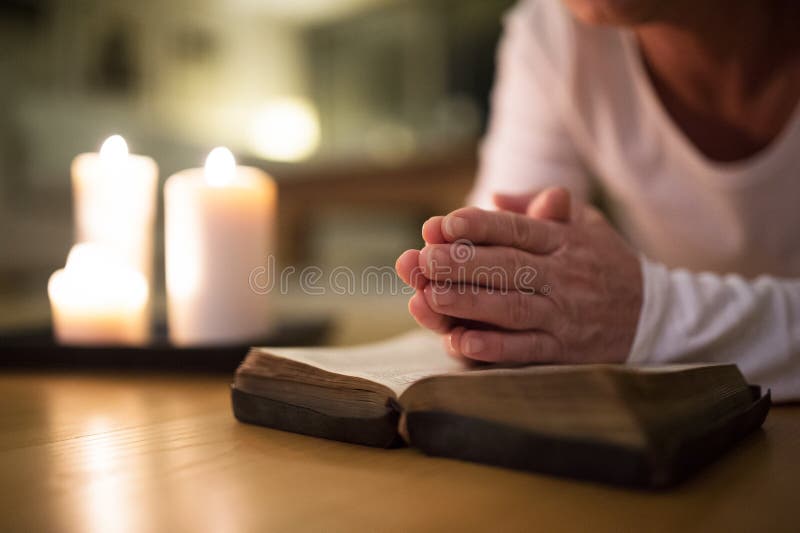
204, 146, 237, 187
248, 98, 320, 162
48, 243, 148, 313
80, 417, 137, 533
64, 242, 115, 273
99, 135, 129, 165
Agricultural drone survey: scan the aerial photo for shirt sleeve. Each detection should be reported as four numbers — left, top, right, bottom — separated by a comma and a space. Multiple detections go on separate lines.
469, 0, 591, 209
629, 256, 800, 402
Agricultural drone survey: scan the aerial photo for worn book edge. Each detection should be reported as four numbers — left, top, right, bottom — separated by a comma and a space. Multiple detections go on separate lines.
230, 385, 769, 488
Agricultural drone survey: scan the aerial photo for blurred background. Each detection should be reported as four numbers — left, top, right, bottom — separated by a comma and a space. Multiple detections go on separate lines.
0, 0, 515, 343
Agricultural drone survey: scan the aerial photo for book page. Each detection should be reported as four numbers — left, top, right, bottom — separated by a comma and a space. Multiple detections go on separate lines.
253, 330, 464, 395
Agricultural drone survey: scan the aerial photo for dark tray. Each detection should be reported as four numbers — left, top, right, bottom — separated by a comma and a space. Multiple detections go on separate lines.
0, 317, 331, 372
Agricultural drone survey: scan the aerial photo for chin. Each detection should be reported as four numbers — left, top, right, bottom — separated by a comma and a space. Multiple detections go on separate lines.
561, 0, 666, 26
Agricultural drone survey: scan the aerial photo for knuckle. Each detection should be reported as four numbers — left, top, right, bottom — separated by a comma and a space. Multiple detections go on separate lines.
454, 206, 482, 218
468, 287, 481, 311
545, 224, 565, 252
525, 333, 558, 363
427, 245, 452, 278
510, 215, 531, 247
448, 243, 472, 273
526, 334, 542, 360
507, 250, 525, 286
507, 292, 533, 326
495, 333, 508, 359
454, 206, 482, 226
548, 335, 566, 361
452, 206, 485, 240
469, 251, 503, 290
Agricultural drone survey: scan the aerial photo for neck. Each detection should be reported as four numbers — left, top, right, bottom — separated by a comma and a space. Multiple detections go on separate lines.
634, 2, 795, 102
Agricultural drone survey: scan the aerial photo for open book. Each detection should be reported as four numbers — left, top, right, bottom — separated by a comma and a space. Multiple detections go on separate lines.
232, 330, 770, 488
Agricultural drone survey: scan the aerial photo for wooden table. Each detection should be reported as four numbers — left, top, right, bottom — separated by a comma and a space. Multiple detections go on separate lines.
1, 371, 797, 532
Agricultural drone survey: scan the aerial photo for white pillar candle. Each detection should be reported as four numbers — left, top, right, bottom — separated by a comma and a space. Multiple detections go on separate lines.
165, 147, 276, 346
48, 243, 149, 346
71, 135, 158, 289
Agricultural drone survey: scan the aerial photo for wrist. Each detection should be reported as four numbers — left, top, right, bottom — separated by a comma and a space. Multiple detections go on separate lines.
626, 255, 672, 364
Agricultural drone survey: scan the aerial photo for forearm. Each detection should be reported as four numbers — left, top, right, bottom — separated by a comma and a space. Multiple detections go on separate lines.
629, 257, 800, 402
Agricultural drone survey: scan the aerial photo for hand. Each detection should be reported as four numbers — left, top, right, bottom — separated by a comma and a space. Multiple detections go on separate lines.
395, 188, 569, 340
396, 188, 643, 364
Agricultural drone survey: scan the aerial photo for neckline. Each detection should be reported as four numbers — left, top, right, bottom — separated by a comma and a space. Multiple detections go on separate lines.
620, 30, 800, 189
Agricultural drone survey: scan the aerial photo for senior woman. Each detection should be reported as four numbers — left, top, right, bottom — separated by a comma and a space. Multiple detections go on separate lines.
396, 0, 800, 400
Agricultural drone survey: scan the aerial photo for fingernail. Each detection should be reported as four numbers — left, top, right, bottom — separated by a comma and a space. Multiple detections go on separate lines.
418, 246, 433, 275
448, 331, 460, 353
430, 286, 456, 306
421, 217, 436, 238
428, 247, 449, 274
463, 335, 485, 355
444, 216, 468, 239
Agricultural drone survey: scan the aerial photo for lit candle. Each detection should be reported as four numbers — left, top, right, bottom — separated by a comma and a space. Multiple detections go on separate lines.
48, 243, 149, 346
71, 135, 158, 290
164, 147, 276, 346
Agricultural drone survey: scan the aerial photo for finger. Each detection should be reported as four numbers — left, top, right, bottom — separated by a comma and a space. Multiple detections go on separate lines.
443, 333, 459, 357
441, 206, 564, 254
527, 186, 571, 222
418, 244, 548, 291
408, 291, 453, 333
448, 326, 464, 355
395, 249, 426, 289
423, 283, 557, 332
492, 191, 539, 214
422, 216, 447, 244
443, 327, 473, 364
455, 328, 563, 364
447, 327, 494, 366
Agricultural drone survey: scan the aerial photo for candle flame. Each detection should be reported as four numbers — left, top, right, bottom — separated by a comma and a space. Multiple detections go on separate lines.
99, 135, 129, 164
65, 243, 119, 275
204, 146, 236, 187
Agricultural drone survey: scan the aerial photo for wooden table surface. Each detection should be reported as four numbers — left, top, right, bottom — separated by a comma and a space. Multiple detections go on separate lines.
1, 372, 798, 532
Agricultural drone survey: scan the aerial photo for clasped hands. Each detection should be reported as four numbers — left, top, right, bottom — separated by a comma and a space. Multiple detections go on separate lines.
395, 187, 643, 364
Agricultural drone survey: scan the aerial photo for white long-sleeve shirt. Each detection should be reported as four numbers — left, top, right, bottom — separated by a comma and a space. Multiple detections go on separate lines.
472, 0, 800, 401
